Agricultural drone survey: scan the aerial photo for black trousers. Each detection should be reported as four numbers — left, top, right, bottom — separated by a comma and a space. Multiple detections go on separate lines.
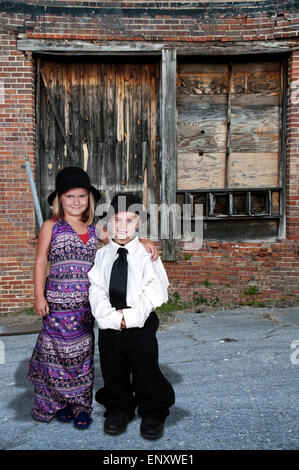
96, 312, 175, 420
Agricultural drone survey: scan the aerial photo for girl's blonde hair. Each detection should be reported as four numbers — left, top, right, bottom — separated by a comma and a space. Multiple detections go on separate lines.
51, 190, 95, 225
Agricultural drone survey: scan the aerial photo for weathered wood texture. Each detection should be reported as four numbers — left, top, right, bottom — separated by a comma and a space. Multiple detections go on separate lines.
18, 39, 299, 56
161, 49, 177, 260
177, 59, 282, 191
38, 58, 160, 218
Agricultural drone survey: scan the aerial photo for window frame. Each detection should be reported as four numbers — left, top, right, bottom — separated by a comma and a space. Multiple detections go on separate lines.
176, 54, 288, 243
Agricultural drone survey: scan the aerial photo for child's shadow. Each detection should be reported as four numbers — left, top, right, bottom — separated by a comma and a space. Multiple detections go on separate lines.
8, 358, 36, 422
11, 358, 190, 426
160, 364, 191, 425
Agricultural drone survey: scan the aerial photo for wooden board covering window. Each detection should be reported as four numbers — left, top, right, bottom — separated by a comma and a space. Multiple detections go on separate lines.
37, 58, 160, 219
177, 60, 282, 190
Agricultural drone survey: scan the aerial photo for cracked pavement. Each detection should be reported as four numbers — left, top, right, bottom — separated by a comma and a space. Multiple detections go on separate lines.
0, 307, 298, 450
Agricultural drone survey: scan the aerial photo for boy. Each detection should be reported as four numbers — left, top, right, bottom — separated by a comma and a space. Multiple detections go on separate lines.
88, 193, 175, 439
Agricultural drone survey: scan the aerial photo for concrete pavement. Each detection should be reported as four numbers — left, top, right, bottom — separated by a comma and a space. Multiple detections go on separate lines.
0, 307, 298, 450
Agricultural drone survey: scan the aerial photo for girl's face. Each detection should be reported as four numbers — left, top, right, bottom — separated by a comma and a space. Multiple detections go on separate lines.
60, 188, 89, 218
109, 211, 140, 243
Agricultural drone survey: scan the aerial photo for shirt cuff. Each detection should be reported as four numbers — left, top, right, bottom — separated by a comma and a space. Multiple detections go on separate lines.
122, 307, 144, 329
95, 309, 123, 331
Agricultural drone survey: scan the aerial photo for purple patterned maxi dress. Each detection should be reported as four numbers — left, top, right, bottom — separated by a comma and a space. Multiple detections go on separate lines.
27, 219, 98, 422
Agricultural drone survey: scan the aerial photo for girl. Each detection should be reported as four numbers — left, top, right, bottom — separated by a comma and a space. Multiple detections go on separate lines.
27, 167, 158, 429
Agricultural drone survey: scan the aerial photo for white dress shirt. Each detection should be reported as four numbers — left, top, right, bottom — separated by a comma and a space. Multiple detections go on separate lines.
88, 237, 169, 330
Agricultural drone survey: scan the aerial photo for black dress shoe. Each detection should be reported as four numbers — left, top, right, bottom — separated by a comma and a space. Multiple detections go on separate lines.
140, 417, 164, 440
104, 410, 134, 435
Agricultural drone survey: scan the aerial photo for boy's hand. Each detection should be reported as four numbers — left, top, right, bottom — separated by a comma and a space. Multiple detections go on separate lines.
34, 296, 49, 317
121, 317, 126, 329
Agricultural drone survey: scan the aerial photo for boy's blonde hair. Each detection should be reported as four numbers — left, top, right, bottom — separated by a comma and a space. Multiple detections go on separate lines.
51, 191, 95, 225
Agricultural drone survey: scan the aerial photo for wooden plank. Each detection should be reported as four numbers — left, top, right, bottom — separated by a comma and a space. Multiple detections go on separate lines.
153, 61, 161, 205
124, 63, 133, 186
232, 61, 281, 73
54, 62, 65, 174
141, 63, 151, 204
177, 72, 228, 95
17, 39, 299, 55
161, 49, 177, 260
105, 63, 117, 187
85, 62, 97, 177
230, 103, 279, 134
17, 39, 164, 53
175, 41, 299, 56
178, 63, 228, 75
225, 62, 233, 188
228, 152, 279, 188
177, 93, 227, 107
177, 123, 227, 152
69, 62, 81, 167
88, 63, 101, 188
177, 95, 227, 153
231, 93, 280, 107
232, 71, 280, 94
279, 59, 288, 238
177, 152, 226, 190
116, 64, 124, 143
230, 133, 279, 152
131, 62, 142, 186
62, 62, 70, 170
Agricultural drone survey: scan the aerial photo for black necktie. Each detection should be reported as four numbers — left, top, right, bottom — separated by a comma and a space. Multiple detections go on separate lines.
109, 247, 129, 310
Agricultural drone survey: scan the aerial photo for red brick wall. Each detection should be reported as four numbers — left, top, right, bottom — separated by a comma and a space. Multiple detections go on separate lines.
165, 240, 299, 304
0, 26, 36, 314
0, 1, 299, 313
1, 0, 298, 42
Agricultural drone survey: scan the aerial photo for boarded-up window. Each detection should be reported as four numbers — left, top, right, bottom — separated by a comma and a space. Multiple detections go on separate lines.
177, 58, 285, 240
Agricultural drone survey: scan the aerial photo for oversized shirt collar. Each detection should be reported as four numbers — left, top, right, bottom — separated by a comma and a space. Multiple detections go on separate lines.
109, 236, 140, 257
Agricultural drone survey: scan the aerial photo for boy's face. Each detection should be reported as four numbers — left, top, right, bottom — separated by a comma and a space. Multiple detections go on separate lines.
109, 211, 140, 243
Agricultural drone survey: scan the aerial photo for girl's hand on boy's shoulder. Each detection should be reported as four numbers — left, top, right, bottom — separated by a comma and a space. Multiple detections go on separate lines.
140, 238, 159, 261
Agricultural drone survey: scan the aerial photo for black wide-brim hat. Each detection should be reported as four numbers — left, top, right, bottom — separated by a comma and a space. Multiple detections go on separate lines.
100, 192, 149, 222
47, 167, 101, 206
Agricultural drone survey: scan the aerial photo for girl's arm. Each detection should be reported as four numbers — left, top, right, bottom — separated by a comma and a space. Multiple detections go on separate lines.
121, 257, 169, 329
139, 238, 159, 261
33, 220, 54, 317
95, 222, 111, 246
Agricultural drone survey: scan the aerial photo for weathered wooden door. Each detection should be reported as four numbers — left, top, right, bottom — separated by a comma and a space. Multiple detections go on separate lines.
37, 57, 160, 219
